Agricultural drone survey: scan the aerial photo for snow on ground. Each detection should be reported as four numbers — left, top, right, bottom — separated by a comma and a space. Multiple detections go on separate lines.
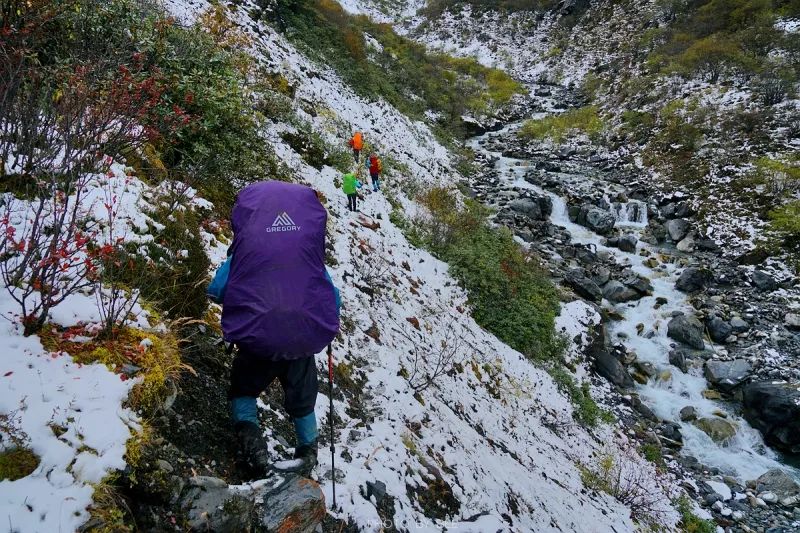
0, 163, 188, 531
163, 2, 680, 530
0, 295, 138, 532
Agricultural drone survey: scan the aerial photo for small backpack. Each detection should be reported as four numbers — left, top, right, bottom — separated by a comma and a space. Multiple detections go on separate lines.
221, 181, 340, 359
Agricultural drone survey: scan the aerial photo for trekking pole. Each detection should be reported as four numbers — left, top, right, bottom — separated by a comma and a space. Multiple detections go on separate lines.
327, 344, 337, 509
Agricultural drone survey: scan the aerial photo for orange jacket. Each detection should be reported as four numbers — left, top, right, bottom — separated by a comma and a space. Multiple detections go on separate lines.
349, 132, 363, 150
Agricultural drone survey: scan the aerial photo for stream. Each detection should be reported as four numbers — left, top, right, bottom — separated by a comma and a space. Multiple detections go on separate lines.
468, 123, 799, 483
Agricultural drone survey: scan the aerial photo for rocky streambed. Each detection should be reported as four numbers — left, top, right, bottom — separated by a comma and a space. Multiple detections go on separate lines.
466, 105, 800, 531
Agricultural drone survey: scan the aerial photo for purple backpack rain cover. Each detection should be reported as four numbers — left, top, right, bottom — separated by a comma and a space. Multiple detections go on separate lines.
222, 181, 340, 359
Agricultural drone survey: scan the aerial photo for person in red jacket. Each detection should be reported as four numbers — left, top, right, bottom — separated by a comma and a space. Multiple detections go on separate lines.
348, 131, 364, 162
366, 152, 382, 192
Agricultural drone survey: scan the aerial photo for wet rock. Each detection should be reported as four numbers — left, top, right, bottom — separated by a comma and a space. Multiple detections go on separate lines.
617, 234, 637, 253
592, 345, 634, 388
577, 204, 616, 235
743, 381, 800, 454
591, 266, 611, 286
680, 406, 698, 422
676, 267, 710, 293
669, 349, 688, 373
509, 198, 544, 221
602, 280, 640, 303
659, 421, 683, 446
564, 268, 603, 302
704, 359, 751, 392
694, 417, 738, 444
260, 476, 327, 532
754, 469, 800, 500
620, 270, 653, 294
751, 270, 778, 292
706, 317, 733, 344
665, 218, 690, 242
667, 315, 705, 350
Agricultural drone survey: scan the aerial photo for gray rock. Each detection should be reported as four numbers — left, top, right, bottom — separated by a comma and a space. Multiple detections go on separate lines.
591, 267, 611, 286
564, 268, 603, 302
602, 280, 641, 303
578, 205, 616, 235
366, 480, 387, 503
754, 469, 800, 500
704, 359, 752, 392
676, 234, 695, 252
592, 346, 634, 388
669, 349, 688, 373
667, 315, 705, 350
509, 198, 543, 221
730, 317, 749, 333
665, 218, 690, 242
260, 475, 326, 532
676, 267, 710, 293
680, 406, 698, 422
694, 417, 738, 444
617, 234, 638, 253
785, 313, 800, 331
706, 317, 733, 344
620, 270, 653, 294
751, 270, 778, 292
743, 381, 800, 454
181, 474, 325, 533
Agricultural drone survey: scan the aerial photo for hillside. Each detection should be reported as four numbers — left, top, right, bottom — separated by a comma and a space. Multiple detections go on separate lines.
1, 0, 799, 532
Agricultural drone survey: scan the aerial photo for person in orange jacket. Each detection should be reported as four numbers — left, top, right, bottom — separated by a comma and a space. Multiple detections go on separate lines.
348, 131, 364, 162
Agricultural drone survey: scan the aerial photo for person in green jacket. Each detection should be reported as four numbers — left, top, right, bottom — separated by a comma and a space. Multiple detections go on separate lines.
342, 171, 360, 212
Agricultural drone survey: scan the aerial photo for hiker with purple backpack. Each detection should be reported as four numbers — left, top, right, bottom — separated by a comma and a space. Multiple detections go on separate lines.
208, 181, 341, 476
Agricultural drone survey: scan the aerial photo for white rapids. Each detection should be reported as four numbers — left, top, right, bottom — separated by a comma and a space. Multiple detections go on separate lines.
469, 126, 799, 482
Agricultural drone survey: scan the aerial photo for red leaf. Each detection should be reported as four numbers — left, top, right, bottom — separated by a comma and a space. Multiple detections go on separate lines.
3, 371, 12, 377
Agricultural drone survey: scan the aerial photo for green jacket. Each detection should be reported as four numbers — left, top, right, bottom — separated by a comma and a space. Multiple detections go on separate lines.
342, 173, 358, 195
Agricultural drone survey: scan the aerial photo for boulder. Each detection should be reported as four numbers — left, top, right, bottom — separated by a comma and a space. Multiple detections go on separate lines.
181, 475, 325, 533
754, 469, 800, 499
742, 381, 800, 454
704, 359, 751, 392
730, 317, 749, 333
669, 349, 688, 373
602, 280, 641, 303
680, 406, 698, 422
509, 198, 545, 221
667, 315, 705, 350
694, 417, 738, 444
706, 317, 733, 344
676, 234, 695, 252
577, 204, 616, 235
617, 234, 638, 253
676, 267, 710, 293
785, 313, 800, 331
620, 270, 653, 295
751, 270, 777, 292
592, 346, 634, 389
564, 268, 603, 302
665, 218, 690, 242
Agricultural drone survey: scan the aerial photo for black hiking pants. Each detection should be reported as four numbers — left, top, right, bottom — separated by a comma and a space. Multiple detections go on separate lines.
229, 350, 318, 418
347, 193, 358, 212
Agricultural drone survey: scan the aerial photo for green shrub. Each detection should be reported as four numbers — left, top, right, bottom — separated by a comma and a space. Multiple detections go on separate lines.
281, 125, 352, 172
675, 496, 717, 533
270, 0, 523, 139
548, 366, 610, 427
412, 188, 563, 362
519, 106, 605, 143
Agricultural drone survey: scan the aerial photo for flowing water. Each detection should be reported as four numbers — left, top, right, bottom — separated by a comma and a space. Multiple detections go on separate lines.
469, 125, 799, 482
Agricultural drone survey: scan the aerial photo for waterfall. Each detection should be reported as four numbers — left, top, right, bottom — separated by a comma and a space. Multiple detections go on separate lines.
611, 200, 648, 227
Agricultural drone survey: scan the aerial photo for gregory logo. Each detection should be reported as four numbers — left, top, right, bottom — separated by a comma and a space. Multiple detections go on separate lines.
266, 212, 301, 233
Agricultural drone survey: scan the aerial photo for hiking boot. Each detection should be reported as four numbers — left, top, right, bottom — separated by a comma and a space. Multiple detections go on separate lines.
292, 442, 318, 477
235, 421, 270, 476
